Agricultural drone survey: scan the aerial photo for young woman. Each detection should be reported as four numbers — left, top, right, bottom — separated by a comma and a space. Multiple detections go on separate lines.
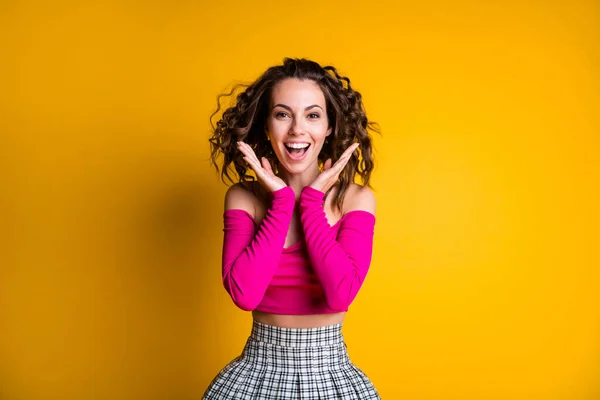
203, 58, 381, 399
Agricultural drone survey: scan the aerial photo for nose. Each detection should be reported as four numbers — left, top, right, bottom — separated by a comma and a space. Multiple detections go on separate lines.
289, 117, 305, 135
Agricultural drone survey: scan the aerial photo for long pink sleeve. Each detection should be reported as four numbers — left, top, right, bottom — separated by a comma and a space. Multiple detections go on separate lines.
221, 186, 295, 311
298, 186, 376, 311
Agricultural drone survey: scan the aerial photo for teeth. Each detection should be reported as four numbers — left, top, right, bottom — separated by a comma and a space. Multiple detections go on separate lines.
286, 143, 309, 149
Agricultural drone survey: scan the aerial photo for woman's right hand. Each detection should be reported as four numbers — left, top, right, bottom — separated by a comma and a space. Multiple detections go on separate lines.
237, 141, 287, 192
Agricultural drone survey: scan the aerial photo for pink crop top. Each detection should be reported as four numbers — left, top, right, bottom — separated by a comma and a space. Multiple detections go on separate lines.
221, 185, 375, 314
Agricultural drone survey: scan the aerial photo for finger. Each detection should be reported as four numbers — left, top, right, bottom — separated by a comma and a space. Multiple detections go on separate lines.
238, 141, 255, 158
330, 153, 355, 175
238, 142, 261, 166
247, 152, 261, 168
340, 142, 359, 158
240, 146, 262, 170
261, 157, 274, 174
327, 149, 355, 172
323, 159, 332, 171
333, 157, 351, 173
243, 156, 261, 172
336, 143, 359, 165
238, 141, 255, 155
237, 141, 251, 158
333, 145, 356, 167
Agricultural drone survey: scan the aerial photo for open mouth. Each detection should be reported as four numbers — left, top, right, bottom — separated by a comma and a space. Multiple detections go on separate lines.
284, 143, 311, 159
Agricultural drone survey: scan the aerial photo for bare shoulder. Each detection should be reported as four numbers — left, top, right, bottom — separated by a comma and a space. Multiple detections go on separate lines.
343, 183, 376, 215
224, 181, 260, 216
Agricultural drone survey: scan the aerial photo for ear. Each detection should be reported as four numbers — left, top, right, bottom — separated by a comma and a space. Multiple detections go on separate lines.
326, 126, 333, 137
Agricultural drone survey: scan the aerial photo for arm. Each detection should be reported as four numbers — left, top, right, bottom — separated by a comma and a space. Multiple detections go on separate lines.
298, 185, 376, 311
222, 185, 295, 311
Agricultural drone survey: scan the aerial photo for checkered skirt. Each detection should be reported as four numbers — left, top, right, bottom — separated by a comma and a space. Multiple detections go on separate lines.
203, 321, 380, 399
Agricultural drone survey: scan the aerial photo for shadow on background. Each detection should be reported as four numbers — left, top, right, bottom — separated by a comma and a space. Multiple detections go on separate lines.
0, 135, 242, 399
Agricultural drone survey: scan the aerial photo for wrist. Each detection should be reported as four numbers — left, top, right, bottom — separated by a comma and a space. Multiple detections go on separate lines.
271, 185, 294, 200
300, 186, 326, 205
303, 185, 325, 195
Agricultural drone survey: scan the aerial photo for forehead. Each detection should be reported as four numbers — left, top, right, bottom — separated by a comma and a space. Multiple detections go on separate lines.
270, 78, 326, 108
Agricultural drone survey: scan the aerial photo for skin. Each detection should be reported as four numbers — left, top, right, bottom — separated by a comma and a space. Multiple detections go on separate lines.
226, 78, 375, 328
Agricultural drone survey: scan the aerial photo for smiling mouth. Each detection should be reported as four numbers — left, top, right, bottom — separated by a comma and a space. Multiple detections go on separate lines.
284, 143, 311, 157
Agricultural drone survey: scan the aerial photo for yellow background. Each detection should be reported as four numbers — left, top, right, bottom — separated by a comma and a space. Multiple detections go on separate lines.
1, 0, 599, 399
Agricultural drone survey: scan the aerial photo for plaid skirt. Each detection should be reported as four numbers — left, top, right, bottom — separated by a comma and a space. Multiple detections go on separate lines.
203, 321, 381, 399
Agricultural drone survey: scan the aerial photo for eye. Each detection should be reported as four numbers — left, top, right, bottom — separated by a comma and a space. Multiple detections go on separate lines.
275, 111, 289, 118
307, 113, 320, 119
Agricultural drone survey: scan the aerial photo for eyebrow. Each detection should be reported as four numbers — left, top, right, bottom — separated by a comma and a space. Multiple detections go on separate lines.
272, 104, 324, 111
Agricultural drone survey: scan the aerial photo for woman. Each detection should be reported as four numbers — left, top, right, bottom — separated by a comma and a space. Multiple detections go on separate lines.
204, 58, 381, 399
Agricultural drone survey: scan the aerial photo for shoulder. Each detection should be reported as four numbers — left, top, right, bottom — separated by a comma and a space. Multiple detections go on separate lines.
342, 183, 376, 215
224, 181, 262, 216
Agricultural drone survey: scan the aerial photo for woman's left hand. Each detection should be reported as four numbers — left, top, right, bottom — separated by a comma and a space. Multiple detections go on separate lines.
309, 143, 359, 193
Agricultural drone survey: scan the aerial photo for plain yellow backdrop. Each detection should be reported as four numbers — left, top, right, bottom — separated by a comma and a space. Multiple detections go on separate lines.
1, 0, 599, 399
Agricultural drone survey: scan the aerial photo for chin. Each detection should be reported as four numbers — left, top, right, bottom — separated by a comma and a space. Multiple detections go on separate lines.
278, 159, 316, 176
279, 164, 306, 175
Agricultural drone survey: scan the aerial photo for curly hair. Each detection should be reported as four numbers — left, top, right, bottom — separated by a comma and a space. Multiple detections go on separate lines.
209, 57, 379, 211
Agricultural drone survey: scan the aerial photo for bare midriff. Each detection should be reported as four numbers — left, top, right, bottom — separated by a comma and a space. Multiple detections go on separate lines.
252, 310, 346, 328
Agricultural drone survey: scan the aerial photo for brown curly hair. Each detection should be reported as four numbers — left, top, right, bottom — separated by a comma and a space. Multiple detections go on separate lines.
209, 57, 379, 211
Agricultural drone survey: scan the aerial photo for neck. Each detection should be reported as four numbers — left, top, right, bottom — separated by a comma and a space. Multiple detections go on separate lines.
278, 163, 320, 198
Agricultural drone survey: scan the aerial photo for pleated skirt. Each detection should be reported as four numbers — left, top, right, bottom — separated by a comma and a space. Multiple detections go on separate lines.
203, 321, 381, 399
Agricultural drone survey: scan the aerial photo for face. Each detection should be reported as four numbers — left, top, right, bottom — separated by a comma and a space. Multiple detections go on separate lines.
265, 78, 332, 175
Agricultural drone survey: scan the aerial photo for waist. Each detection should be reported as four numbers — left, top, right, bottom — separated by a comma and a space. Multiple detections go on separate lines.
249, 320, 344, 348
252, 310, 346, 329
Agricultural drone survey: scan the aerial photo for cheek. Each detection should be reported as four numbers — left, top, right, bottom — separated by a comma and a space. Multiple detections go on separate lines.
311, 133, 328, 153
315, 125, 331, 142
267, 119, 288, 136
265, 119, 274, 134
